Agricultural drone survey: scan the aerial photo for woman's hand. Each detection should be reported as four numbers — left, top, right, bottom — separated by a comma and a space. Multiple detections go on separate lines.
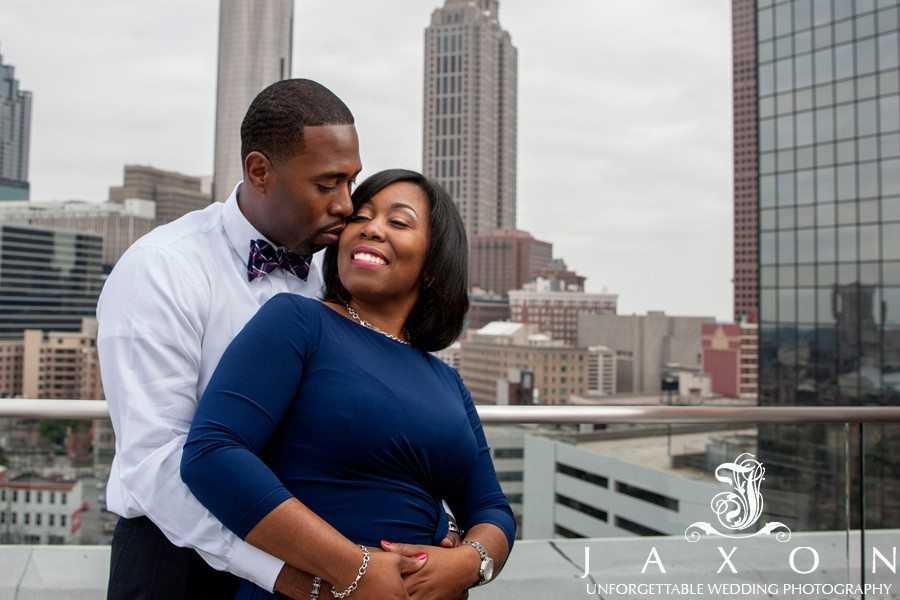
346, 549, 428, 600
380, 541, 478, 600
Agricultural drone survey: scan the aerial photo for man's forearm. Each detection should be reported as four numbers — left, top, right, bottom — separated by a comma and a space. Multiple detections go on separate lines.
274, 564, 320, 600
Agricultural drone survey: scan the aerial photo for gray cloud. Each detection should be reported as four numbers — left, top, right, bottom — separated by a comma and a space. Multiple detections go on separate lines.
0, 0, 734, 319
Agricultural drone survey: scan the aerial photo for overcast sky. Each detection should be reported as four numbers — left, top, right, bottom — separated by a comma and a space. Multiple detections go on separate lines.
0, 0, 734, 320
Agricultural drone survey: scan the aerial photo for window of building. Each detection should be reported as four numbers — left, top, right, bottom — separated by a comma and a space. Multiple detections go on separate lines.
615, 481, 679, 511
493, 448, 524, 459
556, 494, 608, 522
553, 524, 585, 539
556, 463, 608, 488
614, 516, 665, 537
60, 515, 67, 527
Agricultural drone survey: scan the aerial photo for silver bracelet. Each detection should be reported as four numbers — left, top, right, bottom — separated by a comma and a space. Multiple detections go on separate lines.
309, 576, 322, 600
331, 545, 369, 599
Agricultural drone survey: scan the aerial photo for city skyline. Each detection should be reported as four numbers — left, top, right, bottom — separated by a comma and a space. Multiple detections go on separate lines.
0, 0, 733, 319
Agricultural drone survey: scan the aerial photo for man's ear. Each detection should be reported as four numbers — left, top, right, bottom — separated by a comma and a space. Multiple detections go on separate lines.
244, 151, 272, 193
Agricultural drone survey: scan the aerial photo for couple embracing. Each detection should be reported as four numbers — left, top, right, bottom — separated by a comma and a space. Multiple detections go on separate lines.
99, 79, 514, 600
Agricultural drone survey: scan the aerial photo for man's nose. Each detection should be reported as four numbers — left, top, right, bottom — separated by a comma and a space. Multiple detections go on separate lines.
330, 185, 353, 217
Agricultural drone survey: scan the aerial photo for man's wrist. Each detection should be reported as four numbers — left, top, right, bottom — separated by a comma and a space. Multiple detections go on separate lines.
274, 564, 315, 599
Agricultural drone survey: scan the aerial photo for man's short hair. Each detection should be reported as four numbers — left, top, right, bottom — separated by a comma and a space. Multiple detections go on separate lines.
240, 79, 354, 163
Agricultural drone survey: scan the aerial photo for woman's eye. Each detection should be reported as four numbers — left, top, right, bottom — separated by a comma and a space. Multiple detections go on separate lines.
347, 215, 369, 222
390, 220, 410, 228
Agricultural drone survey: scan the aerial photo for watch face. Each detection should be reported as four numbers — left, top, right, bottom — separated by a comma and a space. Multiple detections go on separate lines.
482, 557, 494, 583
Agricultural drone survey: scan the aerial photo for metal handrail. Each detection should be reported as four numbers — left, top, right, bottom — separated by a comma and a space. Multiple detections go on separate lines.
2, 399, 900, 423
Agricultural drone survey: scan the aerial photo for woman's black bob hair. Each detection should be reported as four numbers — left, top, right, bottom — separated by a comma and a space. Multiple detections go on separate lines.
322, 169, 469, 352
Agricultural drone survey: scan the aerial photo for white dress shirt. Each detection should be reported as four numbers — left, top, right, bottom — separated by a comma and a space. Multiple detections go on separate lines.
98, 183, 325, 592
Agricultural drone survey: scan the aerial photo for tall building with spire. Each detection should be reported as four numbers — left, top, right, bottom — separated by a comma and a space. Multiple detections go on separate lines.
422, 0, 518, 243
0, 45, 32, 201
212, 0, 293, 202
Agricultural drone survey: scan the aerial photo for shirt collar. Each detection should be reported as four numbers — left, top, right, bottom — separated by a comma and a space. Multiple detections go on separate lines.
222, 181, 275, 264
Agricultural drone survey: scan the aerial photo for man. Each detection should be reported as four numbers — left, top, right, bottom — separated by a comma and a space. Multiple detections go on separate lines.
99, 79, 457, 599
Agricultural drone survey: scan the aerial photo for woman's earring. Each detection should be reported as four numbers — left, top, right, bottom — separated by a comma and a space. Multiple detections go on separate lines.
424, 275, 435, 289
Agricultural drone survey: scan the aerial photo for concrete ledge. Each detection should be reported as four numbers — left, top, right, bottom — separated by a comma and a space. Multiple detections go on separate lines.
1, 532, 898, 599
0, 546, 109, 600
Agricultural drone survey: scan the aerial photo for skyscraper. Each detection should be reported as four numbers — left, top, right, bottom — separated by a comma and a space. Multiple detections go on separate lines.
0, 45, 32, 201
747, 0, 900, 530
212, 0, 293, 202
0, 224, 104, 340
423, 0, 518, 243
732, 0, 760, 322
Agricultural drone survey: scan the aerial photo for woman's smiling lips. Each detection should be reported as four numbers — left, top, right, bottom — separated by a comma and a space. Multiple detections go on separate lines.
350, 245, 390, 269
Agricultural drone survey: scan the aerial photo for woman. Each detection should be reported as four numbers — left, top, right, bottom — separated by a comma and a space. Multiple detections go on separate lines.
181, 169, 515, 599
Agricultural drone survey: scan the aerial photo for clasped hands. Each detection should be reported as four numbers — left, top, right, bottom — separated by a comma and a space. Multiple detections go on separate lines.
275, 531, 471, 600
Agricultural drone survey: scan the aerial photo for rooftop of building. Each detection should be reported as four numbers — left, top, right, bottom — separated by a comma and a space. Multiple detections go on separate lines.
574, 426, 757, 482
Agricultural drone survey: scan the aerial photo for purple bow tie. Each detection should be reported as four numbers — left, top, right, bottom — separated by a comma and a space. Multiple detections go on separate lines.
247, 239, 311, 282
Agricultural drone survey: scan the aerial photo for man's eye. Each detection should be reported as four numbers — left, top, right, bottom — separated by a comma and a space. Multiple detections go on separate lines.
317, 184, 336, 192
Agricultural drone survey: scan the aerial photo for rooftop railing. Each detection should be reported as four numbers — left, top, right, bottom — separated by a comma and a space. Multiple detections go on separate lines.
3, 398, 900, 423
2, 400, 899, 599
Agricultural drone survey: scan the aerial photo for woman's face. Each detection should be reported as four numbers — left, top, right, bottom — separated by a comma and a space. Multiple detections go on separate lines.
337, 181, 431, 306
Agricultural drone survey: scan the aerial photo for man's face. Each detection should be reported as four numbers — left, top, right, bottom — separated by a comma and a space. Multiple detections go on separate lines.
264, 124, 362, 255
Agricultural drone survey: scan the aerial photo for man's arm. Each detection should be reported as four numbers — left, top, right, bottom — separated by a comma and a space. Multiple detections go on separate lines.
98, 245, 286, 592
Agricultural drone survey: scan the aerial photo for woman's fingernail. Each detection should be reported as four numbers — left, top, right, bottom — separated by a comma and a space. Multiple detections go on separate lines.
416, 553, 428, 560
382, 540, 392, 547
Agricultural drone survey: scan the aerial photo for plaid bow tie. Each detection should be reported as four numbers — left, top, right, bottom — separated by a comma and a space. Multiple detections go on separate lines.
247, 239, 311, 282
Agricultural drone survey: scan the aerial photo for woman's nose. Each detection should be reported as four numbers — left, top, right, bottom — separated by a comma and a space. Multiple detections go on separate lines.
360, 222, 384, 241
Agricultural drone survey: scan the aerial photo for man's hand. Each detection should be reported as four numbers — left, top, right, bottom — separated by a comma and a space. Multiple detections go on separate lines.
274, 564, 315, 600
439, 530, 462, 548
381, 540, 477, 600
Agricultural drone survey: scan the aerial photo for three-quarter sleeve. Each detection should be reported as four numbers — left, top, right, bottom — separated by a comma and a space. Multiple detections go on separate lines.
445, 370, 517, 550
181, 294, 320, 538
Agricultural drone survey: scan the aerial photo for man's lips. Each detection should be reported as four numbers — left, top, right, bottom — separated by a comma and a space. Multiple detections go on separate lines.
320, 224, 345, 241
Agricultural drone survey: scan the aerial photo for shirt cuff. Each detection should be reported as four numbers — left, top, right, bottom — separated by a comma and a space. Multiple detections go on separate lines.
229, 540, 286, 593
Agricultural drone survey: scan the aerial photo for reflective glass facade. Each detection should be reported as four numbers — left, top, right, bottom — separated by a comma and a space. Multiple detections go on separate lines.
0, 225, 104, 339
756, 0, 899, 530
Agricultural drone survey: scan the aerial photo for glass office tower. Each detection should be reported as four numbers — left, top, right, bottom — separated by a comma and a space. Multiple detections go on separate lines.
755, 0, 899, 530
0, 225, 104, 340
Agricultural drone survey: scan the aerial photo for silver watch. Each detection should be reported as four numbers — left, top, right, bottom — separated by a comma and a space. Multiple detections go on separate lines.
463, 540, 495, 586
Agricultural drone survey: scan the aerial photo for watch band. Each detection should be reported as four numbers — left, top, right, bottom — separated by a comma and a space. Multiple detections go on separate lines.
463, 540, 494, 586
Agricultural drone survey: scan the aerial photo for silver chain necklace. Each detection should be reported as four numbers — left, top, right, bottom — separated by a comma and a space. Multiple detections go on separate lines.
345, 303, 410, 346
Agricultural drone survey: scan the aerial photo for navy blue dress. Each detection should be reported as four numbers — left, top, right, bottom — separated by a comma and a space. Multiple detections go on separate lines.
182, 294, 515, 599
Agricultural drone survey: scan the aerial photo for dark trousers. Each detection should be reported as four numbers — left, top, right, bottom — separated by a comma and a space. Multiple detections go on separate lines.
108, 516, 242, 600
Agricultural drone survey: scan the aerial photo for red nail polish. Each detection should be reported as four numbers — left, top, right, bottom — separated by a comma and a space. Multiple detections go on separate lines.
416, 553, 427, 560
382, 540, 392, 547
